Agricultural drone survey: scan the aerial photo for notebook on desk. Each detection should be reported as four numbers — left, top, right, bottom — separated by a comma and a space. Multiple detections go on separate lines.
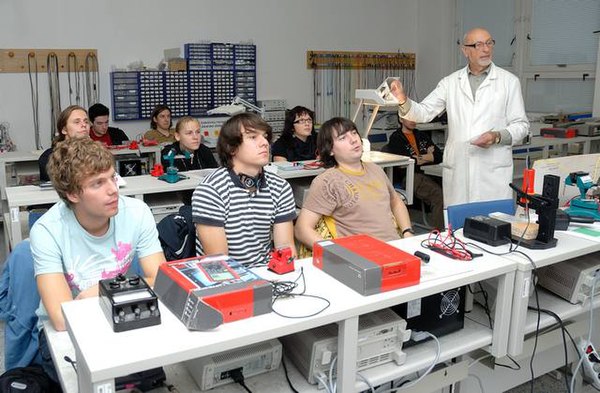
186, 168, 217, 179
203, 137, 217, 148
366, 151, 411, 162
272, 161, 319, 171
39, 175, 127, 190
39, 181, 54, 190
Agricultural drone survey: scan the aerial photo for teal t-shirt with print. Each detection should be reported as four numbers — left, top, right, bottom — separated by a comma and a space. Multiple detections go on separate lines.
31, 195, 162, 325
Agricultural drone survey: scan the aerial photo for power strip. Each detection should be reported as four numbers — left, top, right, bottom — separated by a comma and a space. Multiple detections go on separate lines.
578, 339, 600, 389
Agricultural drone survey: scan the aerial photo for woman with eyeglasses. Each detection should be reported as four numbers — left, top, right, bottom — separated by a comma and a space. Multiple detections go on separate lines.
271, 106, 318, 162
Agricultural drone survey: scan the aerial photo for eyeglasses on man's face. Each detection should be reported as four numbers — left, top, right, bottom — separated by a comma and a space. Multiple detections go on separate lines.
463, 39, 495, 50
294, 118, 313, 125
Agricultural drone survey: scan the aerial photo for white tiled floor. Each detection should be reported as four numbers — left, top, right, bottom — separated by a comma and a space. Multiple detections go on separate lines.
508, 371, 597, 393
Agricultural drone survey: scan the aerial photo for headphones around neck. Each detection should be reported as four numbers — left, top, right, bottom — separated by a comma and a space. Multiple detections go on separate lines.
238, 172, 264, 190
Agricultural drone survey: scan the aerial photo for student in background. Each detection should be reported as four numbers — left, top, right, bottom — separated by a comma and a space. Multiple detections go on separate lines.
295, 117, 413, 249
161, 116, 219, 205
387, 117, 444, 229
31, 138, 164, 381
161, 116, 218, 171
271, 106, 318, 162
38, 105, 90, 182
88, 103, 129, 146
144, 104, 176, 144
192, 113, 296, 265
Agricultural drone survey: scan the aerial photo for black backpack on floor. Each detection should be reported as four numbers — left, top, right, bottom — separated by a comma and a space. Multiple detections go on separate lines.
157, 205, 196, 261
0, 365, 61, 393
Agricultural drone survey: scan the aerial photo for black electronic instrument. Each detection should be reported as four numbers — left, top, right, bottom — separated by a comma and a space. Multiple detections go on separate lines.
509, 174, 560, 249
99, 274, 161, 332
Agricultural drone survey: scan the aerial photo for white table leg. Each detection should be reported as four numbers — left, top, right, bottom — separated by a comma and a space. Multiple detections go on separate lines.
0, 163, 7, 200
76, 347, 115, 393
583, 139, 591, 154
542, 146, 549, 159
491, 270, 514, 357
9, 206, 21, 247
404, 160, 414, 205
337, 316, 359, 393
508, 269, 532, 356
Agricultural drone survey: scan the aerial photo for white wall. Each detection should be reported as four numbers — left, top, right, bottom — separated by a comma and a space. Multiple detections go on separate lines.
0, 0, 427, 151
415, 0, 457, 101
594, 37, 600, 117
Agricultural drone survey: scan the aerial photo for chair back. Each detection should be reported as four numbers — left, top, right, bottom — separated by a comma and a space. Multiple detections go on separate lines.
28, 209, 48, 230
446, 199, 515, 230
0, 240, 42, 370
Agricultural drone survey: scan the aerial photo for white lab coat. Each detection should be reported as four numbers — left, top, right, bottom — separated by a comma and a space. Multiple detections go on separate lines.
402, 63, 529, 207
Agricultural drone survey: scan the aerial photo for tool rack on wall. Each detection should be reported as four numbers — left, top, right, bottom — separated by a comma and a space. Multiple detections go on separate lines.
111, 42, 256, 121
0, 49, 98, 73
306, 50, 415, 70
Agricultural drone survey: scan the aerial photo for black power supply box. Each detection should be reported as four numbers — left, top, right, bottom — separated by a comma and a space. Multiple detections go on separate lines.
391, 286, 466, 347
463, 215, 511, 246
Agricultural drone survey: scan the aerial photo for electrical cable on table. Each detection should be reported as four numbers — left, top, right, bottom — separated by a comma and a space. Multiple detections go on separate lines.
270, 267, 331, 318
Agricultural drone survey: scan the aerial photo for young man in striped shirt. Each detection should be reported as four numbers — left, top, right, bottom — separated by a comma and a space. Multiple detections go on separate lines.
191, 113, 297, 266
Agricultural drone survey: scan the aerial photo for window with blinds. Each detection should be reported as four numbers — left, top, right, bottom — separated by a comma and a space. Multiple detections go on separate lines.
529, 0, 599, 66
457, 0, 599, 114
525, 78, 595, 113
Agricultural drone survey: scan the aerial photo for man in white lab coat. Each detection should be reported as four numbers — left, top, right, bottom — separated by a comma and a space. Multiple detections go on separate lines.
391, 27, 529, 207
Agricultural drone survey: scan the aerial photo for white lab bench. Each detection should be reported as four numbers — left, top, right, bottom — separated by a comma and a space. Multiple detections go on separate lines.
3, 169, 213, 247
513, 135, 600, 159
0, 146, 162, 249
0, 146, 161, 199
48, 235, 516, 393
452, 229, 600, 357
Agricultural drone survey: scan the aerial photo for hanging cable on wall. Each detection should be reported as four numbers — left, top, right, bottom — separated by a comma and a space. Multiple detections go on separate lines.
313, 66, 417, 124
67, 52, 81, 106
0, 48, 97, 148
84, 52, 99, 107
47, 52, 62, 144
308, 50, 415, 124
27, 53, 42, 150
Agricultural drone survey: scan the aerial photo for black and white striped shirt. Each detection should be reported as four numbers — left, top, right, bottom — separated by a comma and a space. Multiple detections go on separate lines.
192, 167, 296, 265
